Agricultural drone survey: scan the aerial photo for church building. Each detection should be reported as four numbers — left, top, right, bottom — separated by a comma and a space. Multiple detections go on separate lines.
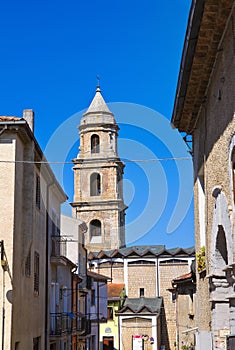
71, 87, 127, 252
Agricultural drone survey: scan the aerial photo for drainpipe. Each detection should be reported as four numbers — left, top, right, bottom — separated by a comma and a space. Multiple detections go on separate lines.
1, 241, 5, 350
97, 281, 100, 350
45, 182, 53, 350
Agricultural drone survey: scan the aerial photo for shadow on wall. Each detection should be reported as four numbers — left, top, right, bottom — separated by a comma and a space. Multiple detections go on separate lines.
160, 301, 170, 350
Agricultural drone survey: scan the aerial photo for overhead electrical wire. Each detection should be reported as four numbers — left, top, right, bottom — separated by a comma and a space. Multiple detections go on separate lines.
0, 157, 191, 165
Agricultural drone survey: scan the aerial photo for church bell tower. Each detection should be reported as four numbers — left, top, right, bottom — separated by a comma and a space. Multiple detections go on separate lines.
71, 87, 127, 252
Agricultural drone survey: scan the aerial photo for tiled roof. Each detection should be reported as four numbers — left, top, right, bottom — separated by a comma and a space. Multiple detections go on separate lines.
172, 272, 192, 282
117, 297, 162, 314
108, 283, 125, 298
87, 270, 110, 281
171, 0, 233, 132
0, 116, 22, 121
88, 245, 195, 259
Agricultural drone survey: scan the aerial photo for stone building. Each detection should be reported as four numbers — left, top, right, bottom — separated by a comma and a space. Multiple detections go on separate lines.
170, 261, 196, 350
0, 111, 67, 349
71, 87, 127, 252
100, 283, 125, 350
171, 0, 235, 349
88, 246, 195, 350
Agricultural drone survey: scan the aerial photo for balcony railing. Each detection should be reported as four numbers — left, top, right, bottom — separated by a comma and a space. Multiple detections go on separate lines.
51, 236, 67, 257
50, 313, 73, 336
50, 313, 91, 337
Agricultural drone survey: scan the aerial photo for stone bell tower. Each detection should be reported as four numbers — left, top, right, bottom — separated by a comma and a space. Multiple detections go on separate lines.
71, 87, 127, 252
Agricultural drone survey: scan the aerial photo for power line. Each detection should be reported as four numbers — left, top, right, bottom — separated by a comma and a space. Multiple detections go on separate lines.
0, 157, 191, 165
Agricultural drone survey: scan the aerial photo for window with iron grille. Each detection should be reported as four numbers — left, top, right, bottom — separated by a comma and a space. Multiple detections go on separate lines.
34, 252, 39, 296
36, 174, 41, 209
25, 250, 31, 277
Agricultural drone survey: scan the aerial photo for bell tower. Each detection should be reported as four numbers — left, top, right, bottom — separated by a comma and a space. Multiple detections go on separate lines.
72, 87, 127, 251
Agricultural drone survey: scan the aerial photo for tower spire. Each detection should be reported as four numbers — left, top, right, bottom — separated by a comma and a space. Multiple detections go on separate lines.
96, 75, 100, 90
84, 84, 112, 115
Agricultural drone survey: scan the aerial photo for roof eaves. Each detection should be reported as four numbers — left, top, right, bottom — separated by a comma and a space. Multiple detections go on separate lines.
171, 0, 205, 130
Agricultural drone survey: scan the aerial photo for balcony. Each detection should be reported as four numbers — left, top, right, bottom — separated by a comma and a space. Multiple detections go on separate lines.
50, 236, 67, 265
50, 313, 91, 337
50, 313, 73, 336
78, 315, 91, 335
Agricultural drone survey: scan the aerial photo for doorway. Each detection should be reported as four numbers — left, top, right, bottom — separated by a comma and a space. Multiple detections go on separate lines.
103, 336, 114, 350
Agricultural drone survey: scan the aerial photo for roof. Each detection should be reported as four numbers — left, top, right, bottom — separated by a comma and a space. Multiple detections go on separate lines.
88, 245, 195, 260
0, 113, 68, 202
117, 297, 162, 315
0, 116, 22, 121
108, 283, 125, 299
84, 86, 113, 116
172, 272, 193, 283
171, 0, 233, 133
87, 270, 110, 281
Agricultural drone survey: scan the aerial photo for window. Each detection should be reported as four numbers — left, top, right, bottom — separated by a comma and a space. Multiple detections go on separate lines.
139, 288, 144, 297
90, 220, 101, 237
33, 337, 40, 350
25, 250, 31, 277
34, 252, 40, 296
107, 307, 113, 320
36, 175, 41, 209
91, 289, 95, 305
91, 134, 100, 153
90, 173, 101, 196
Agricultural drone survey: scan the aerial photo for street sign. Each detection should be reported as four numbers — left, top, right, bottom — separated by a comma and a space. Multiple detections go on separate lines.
132, 335, 143, 350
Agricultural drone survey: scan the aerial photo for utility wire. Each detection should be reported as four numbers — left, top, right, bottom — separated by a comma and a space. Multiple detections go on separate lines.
0, 157, 191, 165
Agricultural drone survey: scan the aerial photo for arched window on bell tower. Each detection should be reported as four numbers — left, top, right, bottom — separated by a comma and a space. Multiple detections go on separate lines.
90, 219, 101, 237
91, 134, 100, 154
90, 173, 101, 196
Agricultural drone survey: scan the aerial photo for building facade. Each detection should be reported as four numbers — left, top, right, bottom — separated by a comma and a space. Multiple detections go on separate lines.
0, 111, 67, 349
88, 245, 195, 350
172, 1, 235, 348
71, 87, 127, 252
100, 283, 125, 350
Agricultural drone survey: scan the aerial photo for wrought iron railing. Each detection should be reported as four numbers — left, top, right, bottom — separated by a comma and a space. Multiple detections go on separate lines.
51, 236, 67, 257
50, 313, 91, 336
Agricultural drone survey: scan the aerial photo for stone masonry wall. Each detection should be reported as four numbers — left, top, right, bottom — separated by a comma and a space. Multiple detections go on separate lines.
193, 8, 235, 336
121, 318, 152, 350
127, 264, 156, 298
159, 262, 189, 350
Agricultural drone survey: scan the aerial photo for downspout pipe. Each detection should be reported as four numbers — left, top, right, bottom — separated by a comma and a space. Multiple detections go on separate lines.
45, 182, 53, 350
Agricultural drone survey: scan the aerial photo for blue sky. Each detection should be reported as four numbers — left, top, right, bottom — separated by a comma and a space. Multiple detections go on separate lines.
0, 0, 194, 248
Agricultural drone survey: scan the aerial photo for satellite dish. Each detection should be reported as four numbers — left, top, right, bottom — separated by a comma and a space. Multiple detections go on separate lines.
6, 290, 13, 304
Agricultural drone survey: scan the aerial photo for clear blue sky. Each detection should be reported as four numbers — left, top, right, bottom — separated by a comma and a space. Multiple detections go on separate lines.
0, 0, 194, 248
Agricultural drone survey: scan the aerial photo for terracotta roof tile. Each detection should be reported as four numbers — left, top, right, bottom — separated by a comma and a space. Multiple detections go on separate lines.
108, 283, 125, 298
173, 272, 192, 282
0, 116, 21, 121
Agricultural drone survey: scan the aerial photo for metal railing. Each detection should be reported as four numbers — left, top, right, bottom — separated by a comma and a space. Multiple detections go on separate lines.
51, 236, 67, 257
50, 313, 91, 336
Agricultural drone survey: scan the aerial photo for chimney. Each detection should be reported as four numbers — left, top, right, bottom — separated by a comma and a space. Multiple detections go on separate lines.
23, 109, 34, 133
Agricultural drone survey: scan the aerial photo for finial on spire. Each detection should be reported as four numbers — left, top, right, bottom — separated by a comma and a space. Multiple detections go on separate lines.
96, 75, 101, 92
